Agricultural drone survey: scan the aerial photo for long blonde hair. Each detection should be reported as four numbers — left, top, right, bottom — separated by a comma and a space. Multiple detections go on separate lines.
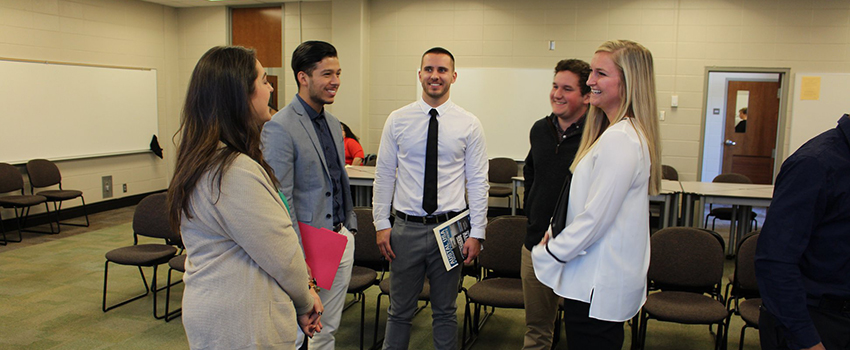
571, 40, 661, 195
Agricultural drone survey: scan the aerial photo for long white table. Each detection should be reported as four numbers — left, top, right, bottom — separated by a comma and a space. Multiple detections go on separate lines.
679, 181, 773, 255
510, 176, 682, 229
346, 166, 375, 207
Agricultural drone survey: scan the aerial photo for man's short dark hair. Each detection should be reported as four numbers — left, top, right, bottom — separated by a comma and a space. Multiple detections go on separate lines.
291, 41, 338, 88
421, 47, 455, 70
554, 59, 591, 96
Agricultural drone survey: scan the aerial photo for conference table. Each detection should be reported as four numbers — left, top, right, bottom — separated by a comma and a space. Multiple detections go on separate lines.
346, 165, 376, 207
349, 168, 770, 254
679, 181, 773, 255
510, 177, 682, 229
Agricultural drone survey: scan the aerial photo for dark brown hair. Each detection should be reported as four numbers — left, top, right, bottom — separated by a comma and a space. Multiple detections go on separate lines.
554, 59, 591, 96
167, 46, 278, 232
291, 40, 338, 88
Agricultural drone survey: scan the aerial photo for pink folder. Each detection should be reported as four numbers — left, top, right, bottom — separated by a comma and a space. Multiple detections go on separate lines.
298, 222, 348, 290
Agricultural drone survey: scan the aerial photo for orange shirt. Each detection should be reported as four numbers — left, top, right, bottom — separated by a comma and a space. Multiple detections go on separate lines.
344, 137, 364, 165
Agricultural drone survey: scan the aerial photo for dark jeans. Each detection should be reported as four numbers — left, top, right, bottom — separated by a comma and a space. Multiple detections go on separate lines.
562, 298, 624, 350
759, 305, 850, 350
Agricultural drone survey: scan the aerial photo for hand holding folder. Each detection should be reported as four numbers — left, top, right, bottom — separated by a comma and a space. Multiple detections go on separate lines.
298, 222, 348, 290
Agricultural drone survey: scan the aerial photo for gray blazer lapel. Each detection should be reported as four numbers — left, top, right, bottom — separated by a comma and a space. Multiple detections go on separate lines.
293, 101, 332, 179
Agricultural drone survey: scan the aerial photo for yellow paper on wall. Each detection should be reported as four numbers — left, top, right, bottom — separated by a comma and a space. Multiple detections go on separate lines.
800, 76, 821, 100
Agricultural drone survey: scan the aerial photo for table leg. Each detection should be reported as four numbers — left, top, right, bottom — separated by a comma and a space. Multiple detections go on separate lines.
727, 205, 740, 256
661, 196, 671, 228
511, 180, 517, 216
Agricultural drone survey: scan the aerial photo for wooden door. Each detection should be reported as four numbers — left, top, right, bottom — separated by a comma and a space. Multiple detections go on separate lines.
231, 6, 282, 67
721, 81, 780, 184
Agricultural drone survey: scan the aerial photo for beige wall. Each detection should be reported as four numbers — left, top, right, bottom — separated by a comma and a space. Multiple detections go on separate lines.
282, 1, 333, 101
2, 0, 849, 221
365, 0, 850, 180
0, 0, 182, 219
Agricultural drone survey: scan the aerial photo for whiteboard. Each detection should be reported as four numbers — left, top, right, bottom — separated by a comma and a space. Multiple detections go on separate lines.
0, 59, 158, 164
788, 73, 850, 156
418, 68, 554, 160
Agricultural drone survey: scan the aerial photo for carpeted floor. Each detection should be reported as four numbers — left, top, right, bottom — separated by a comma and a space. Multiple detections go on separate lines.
0, 205, 764, 350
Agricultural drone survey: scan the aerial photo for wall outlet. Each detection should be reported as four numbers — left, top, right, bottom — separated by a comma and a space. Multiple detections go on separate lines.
102, 176, 113, 198
122, 184, 128, 193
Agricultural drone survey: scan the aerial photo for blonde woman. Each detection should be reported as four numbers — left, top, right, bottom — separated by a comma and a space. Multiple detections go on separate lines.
532, 40, 661, 349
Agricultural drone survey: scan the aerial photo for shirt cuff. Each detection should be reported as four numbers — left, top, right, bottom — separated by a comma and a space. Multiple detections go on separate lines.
789, 323, 822, 350
375, 219, 391, 232
470, 227, 485, 240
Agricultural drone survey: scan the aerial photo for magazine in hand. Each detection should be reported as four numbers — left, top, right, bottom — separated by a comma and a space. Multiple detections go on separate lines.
433, 210, 471, 271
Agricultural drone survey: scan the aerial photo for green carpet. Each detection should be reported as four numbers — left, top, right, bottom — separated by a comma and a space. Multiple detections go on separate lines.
0, 213, 762, 350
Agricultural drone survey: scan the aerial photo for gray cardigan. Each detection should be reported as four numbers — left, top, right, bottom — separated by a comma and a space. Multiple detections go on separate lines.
180, 154, 313, 350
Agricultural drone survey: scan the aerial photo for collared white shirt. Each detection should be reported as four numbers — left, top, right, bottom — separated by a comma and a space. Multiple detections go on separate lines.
532, 118, 651, 322
372, 98, 489, 239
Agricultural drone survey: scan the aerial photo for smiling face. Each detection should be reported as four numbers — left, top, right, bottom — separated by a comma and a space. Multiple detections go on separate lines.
298, 56, 340, 112
587, 51, 624, 119
419, 53, 456, 107
551, 70, 590, 125
251, 59, 274, 123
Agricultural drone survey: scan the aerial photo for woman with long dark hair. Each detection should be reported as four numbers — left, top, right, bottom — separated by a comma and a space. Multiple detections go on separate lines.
532, 40, 661, 349
340, 122, 364, 165
167, 46, 322, 349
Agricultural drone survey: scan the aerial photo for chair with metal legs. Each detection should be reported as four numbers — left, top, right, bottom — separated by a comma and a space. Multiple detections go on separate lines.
0, 162, 54, 244
102, 192, 181, 319
26, 159, 89, 233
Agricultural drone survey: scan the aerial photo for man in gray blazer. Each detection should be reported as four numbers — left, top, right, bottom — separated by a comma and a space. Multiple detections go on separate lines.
261, 40, 357, 350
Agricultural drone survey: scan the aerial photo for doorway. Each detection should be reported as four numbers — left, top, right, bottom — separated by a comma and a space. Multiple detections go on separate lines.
699, 69, 790, 184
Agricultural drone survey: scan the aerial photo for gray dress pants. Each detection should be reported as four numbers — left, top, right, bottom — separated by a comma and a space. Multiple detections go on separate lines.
382, 218, 462, 350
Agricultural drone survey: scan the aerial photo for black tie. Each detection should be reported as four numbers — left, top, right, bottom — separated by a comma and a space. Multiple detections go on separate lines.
423, 108, 439, 214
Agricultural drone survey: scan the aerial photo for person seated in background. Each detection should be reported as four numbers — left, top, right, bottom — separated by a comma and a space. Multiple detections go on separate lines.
341, 122, 364, 165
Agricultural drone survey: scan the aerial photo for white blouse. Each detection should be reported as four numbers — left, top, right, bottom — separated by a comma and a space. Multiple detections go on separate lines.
531, 118, 651, 322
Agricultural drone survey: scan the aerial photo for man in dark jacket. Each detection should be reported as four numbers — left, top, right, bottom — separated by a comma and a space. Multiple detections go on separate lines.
520, 59, 590, 350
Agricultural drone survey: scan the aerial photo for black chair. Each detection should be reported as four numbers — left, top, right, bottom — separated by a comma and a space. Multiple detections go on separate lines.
346, 207, 384, 350
463, 216, 525, 349
662, 165, 679, 181
736, 298, 761, 350
705, 173, 758, 231
102, 192, 181, 319
362, 154, 377, 166
723, 231, 761, 350
637, 227, 730, 350
0, 162, 53, 244
164, 254, 186, 322
488, 158, 518, 208
26, 159, 89, 232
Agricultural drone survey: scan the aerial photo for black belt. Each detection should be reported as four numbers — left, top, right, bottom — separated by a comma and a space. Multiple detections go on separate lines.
807, 295, 850, 314
332, 223, 343, 232
395, 211, 460, 225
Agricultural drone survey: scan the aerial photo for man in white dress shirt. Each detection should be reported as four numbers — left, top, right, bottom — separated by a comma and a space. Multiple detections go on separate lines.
372, 47, 489, 350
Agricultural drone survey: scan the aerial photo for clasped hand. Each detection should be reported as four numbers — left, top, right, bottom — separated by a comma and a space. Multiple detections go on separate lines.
297, 288, 324, 337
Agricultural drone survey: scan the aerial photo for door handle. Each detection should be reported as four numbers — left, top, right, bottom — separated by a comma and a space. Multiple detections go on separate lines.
725, 140, 737, 146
